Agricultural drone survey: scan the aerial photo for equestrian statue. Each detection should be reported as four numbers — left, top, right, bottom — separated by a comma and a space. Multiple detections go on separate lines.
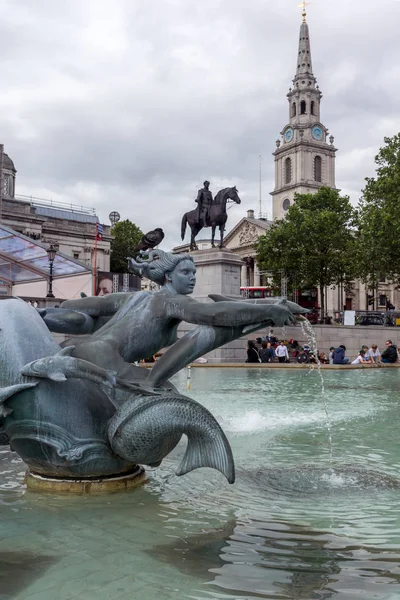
181, 181, 240, 250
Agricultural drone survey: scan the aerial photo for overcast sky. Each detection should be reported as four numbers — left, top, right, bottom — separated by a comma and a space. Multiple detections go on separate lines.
1, 0, 399, 249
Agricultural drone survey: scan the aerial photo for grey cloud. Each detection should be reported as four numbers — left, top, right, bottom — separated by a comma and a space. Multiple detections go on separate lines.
1, 0, 399, 248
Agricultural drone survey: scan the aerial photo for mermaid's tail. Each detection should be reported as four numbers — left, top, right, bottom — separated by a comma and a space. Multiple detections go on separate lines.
108, 393, 235, 483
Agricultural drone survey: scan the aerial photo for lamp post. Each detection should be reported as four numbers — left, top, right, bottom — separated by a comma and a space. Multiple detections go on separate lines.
46, 243, 59, 298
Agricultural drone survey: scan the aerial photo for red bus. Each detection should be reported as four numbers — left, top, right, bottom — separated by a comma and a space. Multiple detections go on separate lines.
240, 286, 272, 299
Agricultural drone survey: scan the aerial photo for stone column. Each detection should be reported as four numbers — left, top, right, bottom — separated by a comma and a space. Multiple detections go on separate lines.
241, 264, 247, 287
249, 260, 254, 286
253, 263, 261, 287
358, 281, 367, 310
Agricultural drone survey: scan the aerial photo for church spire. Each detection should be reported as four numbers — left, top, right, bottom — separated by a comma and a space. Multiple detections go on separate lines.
294, 3, 314, 82
270, 6, 337, 221
299, 0, 308, 23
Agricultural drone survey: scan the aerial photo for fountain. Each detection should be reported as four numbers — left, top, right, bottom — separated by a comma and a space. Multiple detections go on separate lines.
0, 247, 305, 492
1, 247, 399, 599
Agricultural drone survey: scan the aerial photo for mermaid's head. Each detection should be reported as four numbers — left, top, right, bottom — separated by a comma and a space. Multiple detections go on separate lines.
128, 249, 195, 290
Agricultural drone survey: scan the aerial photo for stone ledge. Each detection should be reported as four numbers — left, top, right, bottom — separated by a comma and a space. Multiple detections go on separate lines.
25, 466, 147, 493
188, 363, 400, 369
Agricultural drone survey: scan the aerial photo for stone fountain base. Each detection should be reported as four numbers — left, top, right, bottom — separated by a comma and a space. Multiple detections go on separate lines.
25, 465, 147, 494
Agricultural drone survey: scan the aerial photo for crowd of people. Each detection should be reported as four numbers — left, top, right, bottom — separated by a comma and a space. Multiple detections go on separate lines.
246, 331, 400, 366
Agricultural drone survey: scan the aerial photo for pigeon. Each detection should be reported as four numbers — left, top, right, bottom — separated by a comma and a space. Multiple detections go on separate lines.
134, 228, 165, 253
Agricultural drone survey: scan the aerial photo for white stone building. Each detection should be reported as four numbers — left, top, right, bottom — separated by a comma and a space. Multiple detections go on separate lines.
271, 11, 337, 221
0, 148, 111, 299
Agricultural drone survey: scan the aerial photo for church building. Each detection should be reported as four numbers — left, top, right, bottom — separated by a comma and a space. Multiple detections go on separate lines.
223, 7, 397, 313
271, 6, 337, 220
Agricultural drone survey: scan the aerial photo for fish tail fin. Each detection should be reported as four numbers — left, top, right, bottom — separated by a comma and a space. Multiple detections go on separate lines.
108, 394, 235, 484
177, 424, 235, 484
0, 382, 38, 418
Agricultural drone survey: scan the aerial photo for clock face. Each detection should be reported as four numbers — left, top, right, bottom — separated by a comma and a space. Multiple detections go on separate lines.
284, 127, 294, 143
312, 125, 323, 141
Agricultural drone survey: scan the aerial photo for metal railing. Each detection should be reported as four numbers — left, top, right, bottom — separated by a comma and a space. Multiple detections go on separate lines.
15, 194, 97, 215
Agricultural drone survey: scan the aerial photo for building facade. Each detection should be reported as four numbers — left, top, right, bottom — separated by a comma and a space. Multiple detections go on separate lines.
223, 210, 272, 288
0, 150, 111, 273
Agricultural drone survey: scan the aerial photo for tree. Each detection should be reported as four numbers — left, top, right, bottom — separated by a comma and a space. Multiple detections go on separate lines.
256, 187, 357, 318
357, 133, 400, 293
110, 220, 144, 273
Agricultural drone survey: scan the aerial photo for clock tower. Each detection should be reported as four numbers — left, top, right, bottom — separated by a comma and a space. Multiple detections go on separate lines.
271, 8, 337, 220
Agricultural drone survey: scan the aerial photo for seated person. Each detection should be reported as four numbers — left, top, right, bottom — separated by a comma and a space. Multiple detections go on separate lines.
381, 340, 398, 363
308, 351, 318, 364
366, 344, 381, 364
318, 351, 329, 364
296, 348, 309, 363
265, 330, 278, 345
329, 346, 335, 364
332, 345, 350, 365
351, 349, 371, 365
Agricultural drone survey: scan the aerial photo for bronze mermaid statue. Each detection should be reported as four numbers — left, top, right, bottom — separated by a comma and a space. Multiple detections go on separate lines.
0, 249, 305, 485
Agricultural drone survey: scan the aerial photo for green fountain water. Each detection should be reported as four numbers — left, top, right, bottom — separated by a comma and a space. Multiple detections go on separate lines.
1, 367, 400, 599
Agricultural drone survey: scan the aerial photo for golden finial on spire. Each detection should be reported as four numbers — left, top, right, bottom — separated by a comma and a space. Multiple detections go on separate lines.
298, 1, 311, 22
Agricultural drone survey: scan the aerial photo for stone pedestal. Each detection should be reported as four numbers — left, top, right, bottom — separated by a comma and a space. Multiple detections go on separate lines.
178, 249, 244, 362
190, 248, 243, 302
25, 466, 146, 494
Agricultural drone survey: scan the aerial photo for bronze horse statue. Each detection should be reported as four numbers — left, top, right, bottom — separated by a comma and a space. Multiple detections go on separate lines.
181, 186, 241, 251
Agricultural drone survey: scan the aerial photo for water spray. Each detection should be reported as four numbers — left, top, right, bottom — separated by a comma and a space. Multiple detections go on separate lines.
186, 365, 191, 391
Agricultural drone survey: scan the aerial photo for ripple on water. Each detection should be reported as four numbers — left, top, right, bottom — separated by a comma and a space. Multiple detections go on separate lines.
240, 464, 400, 496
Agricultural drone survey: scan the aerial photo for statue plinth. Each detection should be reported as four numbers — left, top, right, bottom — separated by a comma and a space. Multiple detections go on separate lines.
177, 249, 244, 363
25, 466, 146, 494
189, 248, 243, 302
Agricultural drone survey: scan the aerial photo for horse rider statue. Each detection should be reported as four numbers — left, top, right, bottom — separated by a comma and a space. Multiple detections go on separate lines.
181, 183, 241, 250
195, 180, 213, 227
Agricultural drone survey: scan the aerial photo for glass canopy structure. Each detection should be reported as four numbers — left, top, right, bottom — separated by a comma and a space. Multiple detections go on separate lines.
0, 224, 91, 284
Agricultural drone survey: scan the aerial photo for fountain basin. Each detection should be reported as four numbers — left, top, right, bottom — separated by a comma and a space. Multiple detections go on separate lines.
1, 367, 400, 600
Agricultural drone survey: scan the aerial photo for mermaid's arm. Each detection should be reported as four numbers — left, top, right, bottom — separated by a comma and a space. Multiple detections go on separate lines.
61, 293, 133, 316
162, 296, 296, 328
38, 308, 96, 334
38, 293, 135, 334
148, 298, 296, 386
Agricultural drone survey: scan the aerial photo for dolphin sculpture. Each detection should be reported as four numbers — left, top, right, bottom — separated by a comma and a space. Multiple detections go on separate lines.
21, 346, 118, 385
21, 346, 167, 406
208, 294, 310, 315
